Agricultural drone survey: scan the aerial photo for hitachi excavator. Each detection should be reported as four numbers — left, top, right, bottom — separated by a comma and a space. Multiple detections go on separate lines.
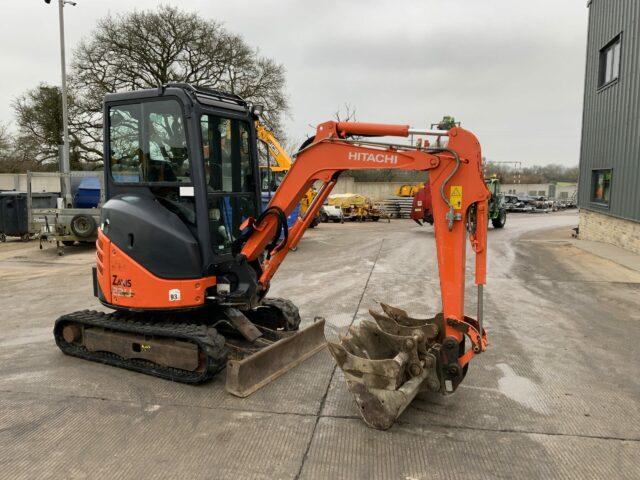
54, 84, 490, 430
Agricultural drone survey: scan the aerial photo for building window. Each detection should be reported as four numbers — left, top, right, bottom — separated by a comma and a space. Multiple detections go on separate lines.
599, 34, 621, 88
591, 169, 612, 205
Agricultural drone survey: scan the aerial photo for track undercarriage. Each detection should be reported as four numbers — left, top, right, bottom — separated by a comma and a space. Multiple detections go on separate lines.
54, 298, 326, 395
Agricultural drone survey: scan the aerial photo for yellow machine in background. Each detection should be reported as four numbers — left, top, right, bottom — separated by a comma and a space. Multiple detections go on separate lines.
394, 183, 424, 197
328, 193, 388, 222
256, 124, 317, 222
257, 123, 291, 188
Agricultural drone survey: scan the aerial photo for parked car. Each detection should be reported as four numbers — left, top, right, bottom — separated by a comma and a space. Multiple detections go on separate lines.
529, 196, 555, 213
320, 204, 344, 223
503, 194, 533, 212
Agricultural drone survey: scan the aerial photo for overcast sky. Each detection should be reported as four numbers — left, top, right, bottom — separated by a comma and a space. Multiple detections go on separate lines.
0, 0, 589, 166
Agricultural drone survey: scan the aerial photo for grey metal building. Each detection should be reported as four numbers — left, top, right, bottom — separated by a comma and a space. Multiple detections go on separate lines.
578, 0, 640, 254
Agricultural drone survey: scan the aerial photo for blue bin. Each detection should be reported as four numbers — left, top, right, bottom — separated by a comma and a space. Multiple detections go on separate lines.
73, 177, 101, 209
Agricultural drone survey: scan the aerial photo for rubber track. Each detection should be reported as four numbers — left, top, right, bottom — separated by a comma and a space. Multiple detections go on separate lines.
260, 297, 301, 331
53, 310, 228, 384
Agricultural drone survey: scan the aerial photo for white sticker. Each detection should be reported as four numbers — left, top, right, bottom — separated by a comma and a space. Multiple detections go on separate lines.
217, 283, 230, 294
169, 289, 181, 302
179, 186, 194, 197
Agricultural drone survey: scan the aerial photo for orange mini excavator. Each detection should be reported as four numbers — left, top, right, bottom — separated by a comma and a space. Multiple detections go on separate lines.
54, 84, 490, 429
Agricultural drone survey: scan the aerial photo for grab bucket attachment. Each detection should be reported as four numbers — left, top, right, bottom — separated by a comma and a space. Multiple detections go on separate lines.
327, 304, 443, 430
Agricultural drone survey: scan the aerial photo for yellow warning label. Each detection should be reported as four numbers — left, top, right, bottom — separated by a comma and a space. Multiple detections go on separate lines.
450, 186, 463, 210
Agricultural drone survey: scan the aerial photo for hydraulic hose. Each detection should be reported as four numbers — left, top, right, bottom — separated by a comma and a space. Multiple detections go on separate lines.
233, 206, 289, 258
429, 148, 461, 231
263, 206, 289, 255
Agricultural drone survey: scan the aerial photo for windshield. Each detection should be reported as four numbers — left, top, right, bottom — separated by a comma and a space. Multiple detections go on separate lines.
108, 98, 196, 229
109, 99, 190, 184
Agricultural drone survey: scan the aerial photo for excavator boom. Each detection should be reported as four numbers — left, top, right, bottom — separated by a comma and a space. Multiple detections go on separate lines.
242, 121, 489, 324
239, 120, 491, 428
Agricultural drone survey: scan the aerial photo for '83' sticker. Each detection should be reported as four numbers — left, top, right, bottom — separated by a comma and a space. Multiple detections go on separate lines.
169, 289, 181, 302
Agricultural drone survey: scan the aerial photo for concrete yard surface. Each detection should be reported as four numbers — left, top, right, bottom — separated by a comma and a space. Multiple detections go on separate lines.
1, 210, 639, 479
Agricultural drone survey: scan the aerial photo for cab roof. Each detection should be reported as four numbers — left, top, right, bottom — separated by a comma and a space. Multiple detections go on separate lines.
104, 83, 250, 113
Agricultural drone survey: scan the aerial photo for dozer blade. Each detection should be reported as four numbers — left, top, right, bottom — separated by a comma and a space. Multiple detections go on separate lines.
226, 319, 326, 397
327, 304, 442, 430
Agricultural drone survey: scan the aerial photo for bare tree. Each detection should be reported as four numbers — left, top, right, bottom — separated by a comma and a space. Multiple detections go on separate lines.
12, 84, 65, 164
0, 122, 55, 173
333, 103, 357, 122
70, 5, 288, 162
485, 161, 578, 183
11, 84, 92, 169
0, 123, 11, 157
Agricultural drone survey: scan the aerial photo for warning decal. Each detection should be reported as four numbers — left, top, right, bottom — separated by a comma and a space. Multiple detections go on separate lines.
450, 186, 463, 210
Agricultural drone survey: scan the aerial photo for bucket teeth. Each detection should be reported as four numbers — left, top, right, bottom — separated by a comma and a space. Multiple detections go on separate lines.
380, 302, 433, 327
326, 303, 443, 430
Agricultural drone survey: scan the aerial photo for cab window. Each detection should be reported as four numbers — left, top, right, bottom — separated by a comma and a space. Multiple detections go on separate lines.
200, 115, 255, 193
109, 99, 190, 184
200, 114, 257, 255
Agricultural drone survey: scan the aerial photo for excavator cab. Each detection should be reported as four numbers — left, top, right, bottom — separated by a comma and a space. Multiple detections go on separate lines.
103, 85, 263, 301
55, 84, 326, 395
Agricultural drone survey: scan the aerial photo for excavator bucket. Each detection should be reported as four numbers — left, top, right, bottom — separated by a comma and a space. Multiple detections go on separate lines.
327, 304, 443, 430
225, 316, 327, 397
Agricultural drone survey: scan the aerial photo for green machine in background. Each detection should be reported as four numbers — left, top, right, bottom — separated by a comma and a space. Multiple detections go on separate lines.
485, 176, 507, 228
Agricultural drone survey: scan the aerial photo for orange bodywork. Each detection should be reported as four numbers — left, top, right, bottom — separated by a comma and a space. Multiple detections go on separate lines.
96, 229, 216, 310
335, 122, 409, 137
240, 120, 490, 362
